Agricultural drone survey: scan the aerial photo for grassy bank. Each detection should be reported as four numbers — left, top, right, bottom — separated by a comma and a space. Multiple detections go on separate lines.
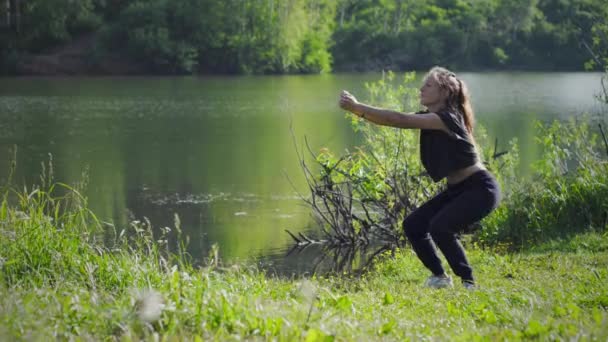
0, 183, 607, 340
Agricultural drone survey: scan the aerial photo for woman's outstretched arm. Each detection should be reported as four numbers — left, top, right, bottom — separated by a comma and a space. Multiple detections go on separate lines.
339, 90, 449, 132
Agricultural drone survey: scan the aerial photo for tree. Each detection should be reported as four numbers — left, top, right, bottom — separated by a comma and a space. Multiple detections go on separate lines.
9, 0, 20, 34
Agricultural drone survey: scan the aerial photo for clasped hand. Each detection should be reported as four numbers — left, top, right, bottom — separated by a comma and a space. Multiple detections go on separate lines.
339, 90, 360, 115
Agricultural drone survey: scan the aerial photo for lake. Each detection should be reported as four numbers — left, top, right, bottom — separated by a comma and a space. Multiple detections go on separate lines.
0, 72, 605, 275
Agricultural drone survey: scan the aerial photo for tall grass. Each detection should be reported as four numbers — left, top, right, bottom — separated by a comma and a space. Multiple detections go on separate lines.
1, 175, 607, 340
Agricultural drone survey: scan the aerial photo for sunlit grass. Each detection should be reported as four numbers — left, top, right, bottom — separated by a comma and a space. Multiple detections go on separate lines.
1, 181, 607, 340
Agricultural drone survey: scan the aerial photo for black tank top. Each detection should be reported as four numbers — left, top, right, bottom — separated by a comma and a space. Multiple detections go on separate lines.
418, 109, 479, 182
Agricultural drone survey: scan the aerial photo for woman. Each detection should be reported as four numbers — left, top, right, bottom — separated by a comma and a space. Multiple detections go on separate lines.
339, 66, 501, 289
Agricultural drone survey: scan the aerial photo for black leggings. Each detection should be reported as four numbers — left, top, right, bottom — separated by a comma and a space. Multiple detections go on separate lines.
403, 170, 501, 282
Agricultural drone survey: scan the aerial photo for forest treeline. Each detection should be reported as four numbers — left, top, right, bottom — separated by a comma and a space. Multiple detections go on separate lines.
1, 0, 607, 74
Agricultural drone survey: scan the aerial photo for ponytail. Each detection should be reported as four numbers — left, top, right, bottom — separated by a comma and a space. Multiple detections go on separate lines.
456, 78, 475, 137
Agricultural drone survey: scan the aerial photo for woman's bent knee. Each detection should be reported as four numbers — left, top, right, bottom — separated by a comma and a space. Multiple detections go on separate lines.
403, 213, 428, 240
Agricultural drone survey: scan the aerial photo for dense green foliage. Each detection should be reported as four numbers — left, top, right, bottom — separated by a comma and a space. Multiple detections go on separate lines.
1, 0, 607, 74
97, 0, 336, 74
1, 0, 337, 74
333, 0, 608, 71
480, 118, 608, 247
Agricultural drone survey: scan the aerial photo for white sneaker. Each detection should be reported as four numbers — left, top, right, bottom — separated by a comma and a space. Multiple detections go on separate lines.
462, 280, 476, 290
425, 275, 453, 289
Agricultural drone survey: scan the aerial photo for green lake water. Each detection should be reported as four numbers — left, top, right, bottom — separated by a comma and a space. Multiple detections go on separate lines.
0, 72, 605, 275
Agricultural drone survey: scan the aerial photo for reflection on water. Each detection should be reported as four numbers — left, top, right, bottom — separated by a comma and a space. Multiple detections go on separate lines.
128, 187, 311, 262
0, 73, 605, 275
256, 240, 394, 277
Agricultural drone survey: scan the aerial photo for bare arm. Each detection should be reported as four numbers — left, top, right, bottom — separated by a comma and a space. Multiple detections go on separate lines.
339, 90, 449, 132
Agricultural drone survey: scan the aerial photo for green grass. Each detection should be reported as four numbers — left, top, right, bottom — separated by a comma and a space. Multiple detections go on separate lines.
1, 185, 607, 341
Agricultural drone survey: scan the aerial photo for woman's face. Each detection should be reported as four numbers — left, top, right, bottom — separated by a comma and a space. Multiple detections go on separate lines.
419, 75, 445, 108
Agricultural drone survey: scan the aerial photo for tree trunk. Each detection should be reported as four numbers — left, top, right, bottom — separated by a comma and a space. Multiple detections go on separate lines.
393, 0, 403, 34
9, 0, 18, 34
3, 0, 7, 28
5, 0, 11, 29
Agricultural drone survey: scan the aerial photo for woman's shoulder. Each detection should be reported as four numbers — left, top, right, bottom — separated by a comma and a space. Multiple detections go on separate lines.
437, 108, 463, 120
416, 109, 460, 120
436, 109, 466, 129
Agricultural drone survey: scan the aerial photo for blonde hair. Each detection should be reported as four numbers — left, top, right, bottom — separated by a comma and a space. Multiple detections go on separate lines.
425, 66, 475, 137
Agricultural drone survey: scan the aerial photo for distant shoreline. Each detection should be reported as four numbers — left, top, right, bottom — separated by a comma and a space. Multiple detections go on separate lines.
8, 56, 596, 78
3, 33, 596, 77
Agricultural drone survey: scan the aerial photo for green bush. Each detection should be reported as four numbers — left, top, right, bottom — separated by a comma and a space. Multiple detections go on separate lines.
479, 118, 608, 247
299, 32, 333, 74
